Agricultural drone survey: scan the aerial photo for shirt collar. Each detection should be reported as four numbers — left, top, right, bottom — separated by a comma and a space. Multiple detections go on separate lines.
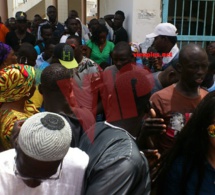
104, 121, 136, 140
162, 44, 179, 64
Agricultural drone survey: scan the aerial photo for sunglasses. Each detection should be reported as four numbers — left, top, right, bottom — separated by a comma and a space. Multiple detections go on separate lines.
208, 124, 215, 137
14, 156, 63, 182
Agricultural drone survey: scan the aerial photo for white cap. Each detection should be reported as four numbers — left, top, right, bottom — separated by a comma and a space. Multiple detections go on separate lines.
18, 112, 72, 161
146, 23, 178, 38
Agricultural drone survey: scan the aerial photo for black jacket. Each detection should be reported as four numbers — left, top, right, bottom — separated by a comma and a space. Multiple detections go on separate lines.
79, 121, 151, 195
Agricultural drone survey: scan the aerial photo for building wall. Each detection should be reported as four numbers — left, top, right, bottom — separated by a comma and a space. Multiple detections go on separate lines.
45, 0, 56, 13
0, 1, 8, 22
11, 0, 43, 18
99, 0, 162, 43
57, 0, 68, 23
132, 0, 161, 43
68, 0, 83, 21
5, 0, 162, 44
26, 1, 45, 20
7, 0, 56, 20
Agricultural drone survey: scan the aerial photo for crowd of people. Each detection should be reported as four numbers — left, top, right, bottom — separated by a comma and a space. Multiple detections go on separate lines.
0, 4, 215, 195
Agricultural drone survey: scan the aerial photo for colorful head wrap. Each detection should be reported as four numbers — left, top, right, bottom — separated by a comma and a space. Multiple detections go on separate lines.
0, 42, 11, 65
0, 64, 35, 102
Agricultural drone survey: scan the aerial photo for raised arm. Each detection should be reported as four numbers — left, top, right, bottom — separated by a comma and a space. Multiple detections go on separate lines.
104, 14, 114, 28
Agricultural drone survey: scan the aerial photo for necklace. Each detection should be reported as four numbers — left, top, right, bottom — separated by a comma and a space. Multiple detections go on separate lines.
114, 27, 122, 33
19, 39, 22, 46
16, 31, 26, 45
18, 34, 26, 45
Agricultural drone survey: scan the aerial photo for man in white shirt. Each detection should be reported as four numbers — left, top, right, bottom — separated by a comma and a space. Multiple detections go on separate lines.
0, 112, 89, 195
146, 23, 179, 70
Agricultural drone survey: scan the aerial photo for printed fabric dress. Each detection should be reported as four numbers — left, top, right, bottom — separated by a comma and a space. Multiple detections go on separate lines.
0, 100, 38, 150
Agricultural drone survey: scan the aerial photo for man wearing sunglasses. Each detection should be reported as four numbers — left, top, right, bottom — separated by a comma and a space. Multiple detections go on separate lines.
0, 112, 89, 194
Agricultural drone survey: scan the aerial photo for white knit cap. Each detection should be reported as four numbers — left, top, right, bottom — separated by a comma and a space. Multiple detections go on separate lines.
18, 112, 72, 161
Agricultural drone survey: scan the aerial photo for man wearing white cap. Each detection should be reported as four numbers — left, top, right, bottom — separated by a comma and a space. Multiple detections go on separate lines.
146, 23, 179, 70
0, 112, 89, 194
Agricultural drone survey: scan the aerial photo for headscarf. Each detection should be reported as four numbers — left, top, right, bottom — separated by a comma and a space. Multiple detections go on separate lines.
0, 64, 35, 102
0, 42, 11, 65
76, 17, 90, 43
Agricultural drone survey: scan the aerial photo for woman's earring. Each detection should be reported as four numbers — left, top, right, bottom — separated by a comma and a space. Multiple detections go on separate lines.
25, 92, 30, 97
19, 56, 28, 64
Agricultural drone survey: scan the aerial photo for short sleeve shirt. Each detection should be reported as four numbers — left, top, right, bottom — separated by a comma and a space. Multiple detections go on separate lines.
87, 40, 114, 65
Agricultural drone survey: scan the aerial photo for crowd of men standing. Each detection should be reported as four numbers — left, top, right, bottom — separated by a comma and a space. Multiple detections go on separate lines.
0, 4, 215, 195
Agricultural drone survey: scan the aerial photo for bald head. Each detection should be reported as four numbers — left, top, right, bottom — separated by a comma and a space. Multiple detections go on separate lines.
179, 43, 208, 65
178, 43, 208, 87
39, 63, 73, 112
41, 63, 72, 90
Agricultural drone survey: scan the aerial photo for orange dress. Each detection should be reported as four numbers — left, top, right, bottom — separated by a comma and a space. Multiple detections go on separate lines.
0, 23, 9, 43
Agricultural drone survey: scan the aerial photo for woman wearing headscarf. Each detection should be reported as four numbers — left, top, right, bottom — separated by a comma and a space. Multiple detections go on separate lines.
0, 42, 17, 69
0, 64, 38, 151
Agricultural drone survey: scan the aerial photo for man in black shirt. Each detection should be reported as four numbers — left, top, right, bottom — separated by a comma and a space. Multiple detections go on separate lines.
104, 10, 128, 44
6, 11, 36, 52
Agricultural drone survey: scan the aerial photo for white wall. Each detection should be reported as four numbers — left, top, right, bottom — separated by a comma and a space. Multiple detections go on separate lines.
10, 0, 43, 18
99, 0, 162, 43
57, 0, 68, 23
132, 0, 161, 43
99, 0, 133, 42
